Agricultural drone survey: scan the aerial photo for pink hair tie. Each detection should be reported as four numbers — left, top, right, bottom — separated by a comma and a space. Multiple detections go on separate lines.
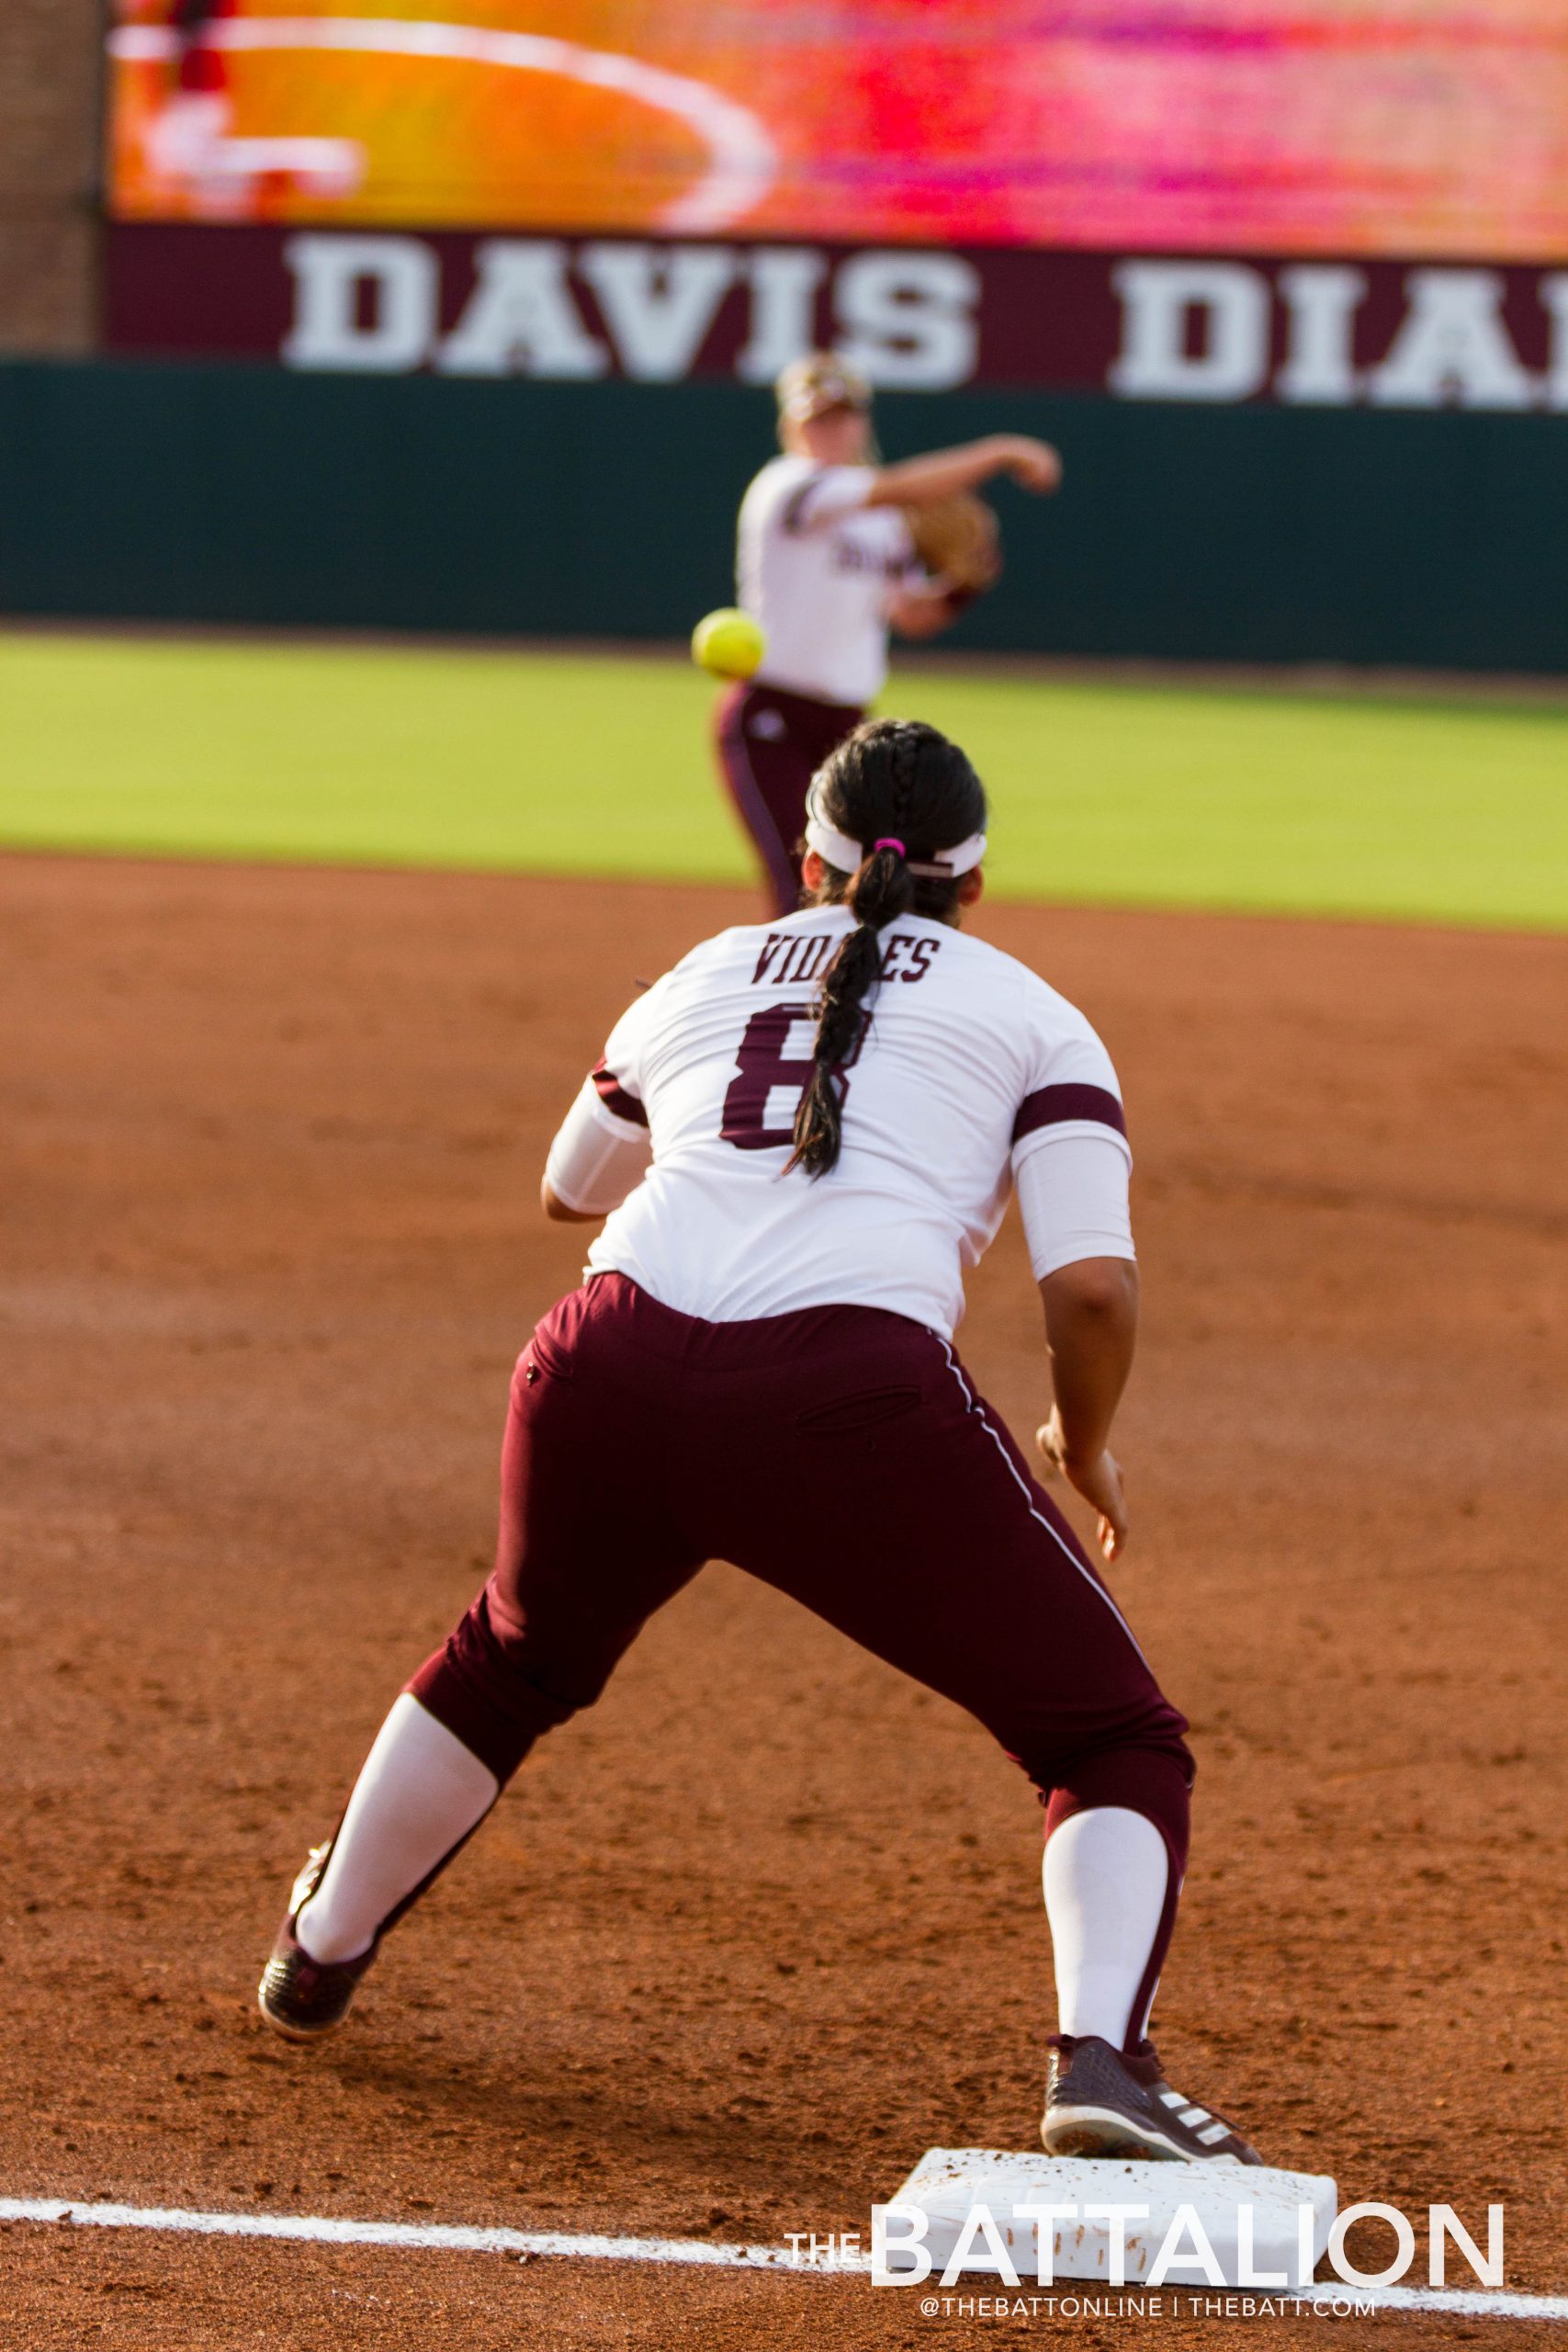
873, 837, 907, 856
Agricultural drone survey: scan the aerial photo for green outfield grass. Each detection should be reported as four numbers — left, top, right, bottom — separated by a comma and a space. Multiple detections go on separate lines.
3, 630, 1565, 928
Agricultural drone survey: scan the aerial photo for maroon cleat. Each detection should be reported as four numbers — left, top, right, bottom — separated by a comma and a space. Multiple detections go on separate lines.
257, 1845, 378, 2042
1043, 2034, 1262, 2165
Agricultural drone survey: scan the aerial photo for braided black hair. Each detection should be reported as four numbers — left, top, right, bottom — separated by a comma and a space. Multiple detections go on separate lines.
788, 717, 987, 1178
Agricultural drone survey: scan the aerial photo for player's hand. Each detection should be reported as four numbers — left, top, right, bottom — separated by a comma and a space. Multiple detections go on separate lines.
1035, 1408, 1127, 1563
998, 436, 1062, 493
886, 584, 964, 639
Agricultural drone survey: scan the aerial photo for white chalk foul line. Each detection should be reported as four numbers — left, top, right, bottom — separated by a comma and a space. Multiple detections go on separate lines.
1284, 2283, 1568, 2322
0, 2198, 802, 2271
4, 2197, 1568, 2319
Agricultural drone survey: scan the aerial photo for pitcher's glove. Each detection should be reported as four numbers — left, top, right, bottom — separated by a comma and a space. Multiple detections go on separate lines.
904, 493, 1002, 606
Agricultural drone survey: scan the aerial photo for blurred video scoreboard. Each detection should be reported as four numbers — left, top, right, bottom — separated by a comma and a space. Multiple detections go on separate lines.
103, 2, 1568, 409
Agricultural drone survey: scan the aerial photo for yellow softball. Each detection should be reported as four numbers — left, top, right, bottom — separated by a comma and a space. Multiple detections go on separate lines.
691, 607, 766, 681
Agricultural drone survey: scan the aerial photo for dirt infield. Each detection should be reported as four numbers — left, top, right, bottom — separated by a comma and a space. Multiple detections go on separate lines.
2, 853, 1564, 2349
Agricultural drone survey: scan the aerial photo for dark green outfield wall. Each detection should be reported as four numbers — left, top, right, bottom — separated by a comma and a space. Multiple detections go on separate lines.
2, 358, 1563, 670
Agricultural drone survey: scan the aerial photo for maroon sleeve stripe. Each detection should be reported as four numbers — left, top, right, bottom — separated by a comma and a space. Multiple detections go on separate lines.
1012, 1083, 1126, 1145
781, 476, 828, 533
591, 1060, 648, 1127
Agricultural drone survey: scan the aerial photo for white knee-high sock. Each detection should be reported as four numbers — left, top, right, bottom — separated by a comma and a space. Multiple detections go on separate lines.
296, 1694, 499, 1964
1043, 1806, 1169, 2048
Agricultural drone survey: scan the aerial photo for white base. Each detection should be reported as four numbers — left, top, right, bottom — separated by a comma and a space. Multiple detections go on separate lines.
886, 2150, 1337, 2288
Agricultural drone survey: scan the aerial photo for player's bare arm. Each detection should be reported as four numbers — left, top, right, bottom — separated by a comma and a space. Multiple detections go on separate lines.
1034, 1256, 1140, 1564
864, 433, 1063, 507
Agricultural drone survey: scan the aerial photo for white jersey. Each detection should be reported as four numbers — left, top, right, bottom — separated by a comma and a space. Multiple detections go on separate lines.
550, 905, 1134, 1341
737, 456, 916, 707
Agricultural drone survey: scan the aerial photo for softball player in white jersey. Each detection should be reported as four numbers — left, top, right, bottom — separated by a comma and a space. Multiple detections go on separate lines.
261, 717, 1259, 2169
715, 353, 1062, 916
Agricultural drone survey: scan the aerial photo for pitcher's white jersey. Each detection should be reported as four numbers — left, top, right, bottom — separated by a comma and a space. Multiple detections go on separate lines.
738, 457, 915, 707
553, 905, 1133, 1340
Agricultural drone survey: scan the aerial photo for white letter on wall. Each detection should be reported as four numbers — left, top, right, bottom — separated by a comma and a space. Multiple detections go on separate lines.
1276, 265, 1367, 404
1540, 274, 1568, 411
1109, 261, 1270, 401
578, 243, 737, 380
833, 253, 980, 389
282, 234, 437, 372
437, 242, 607, 379
737, 247, 827, 383
1369, 271, 1536, 409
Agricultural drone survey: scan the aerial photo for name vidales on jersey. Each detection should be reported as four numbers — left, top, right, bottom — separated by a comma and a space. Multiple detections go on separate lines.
567, 905, 1132, 1341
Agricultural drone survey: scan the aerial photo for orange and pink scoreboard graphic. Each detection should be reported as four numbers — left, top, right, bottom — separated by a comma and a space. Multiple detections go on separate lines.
104, 0, 1568, 404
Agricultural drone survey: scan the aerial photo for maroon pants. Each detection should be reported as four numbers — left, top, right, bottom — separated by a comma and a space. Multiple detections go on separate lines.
412, 1276, 1193, 2016
714, 680, 864, 919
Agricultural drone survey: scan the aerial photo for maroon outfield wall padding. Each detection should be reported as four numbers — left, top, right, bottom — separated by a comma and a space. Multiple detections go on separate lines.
410, 1272, 1193, 2048
102, 224, 1568, 401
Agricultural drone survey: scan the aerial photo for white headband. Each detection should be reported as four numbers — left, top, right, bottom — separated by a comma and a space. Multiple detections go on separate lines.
804, 785, 987, 881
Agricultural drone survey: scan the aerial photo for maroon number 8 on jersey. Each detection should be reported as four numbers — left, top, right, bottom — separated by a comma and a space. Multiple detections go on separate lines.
720, 1001, 865, 1150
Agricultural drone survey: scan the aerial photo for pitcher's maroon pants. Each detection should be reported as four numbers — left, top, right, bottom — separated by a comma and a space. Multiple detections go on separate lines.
714, 680, 863, 918
411, 1275, 1193, 2024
